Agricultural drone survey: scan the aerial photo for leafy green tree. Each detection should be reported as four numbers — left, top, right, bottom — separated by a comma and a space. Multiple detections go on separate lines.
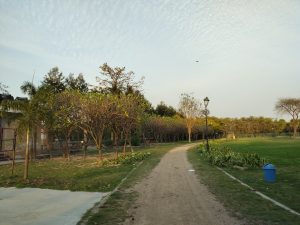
275, 98, 300, 136
273, 119, 287, 134
65, 73, 89, 92
117, 94, 145, 154
96, 63, 147, 148
20, 81, 37, 97
141, 115, 186, 143
155, 101, 177, 117
42, 67, 66, 93
79, 93, 116, 160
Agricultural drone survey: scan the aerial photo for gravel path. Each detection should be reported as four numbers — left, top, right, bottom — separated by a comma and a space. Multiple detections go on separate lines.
123, 144, 242, 225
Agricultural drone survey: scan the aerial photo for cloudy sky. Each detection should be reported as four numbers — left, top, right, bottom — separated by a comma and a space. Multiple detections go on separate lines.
0, 0, 299, 118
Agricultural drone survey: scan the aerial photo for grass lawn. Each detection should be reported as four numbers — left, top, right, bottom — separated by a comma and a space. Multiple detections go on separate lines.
188, 137, 300, 225
0, 143, 179, 192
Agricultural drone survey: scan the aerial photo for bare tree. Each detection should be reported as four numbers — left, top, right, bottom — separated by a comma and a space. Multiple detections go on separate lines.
118, 94, 145, 154
96, 63, 145, 151
178, 93, 202, 142
275, 98, 300, 137
79, 93, 116, 160
52, 90, 81, 160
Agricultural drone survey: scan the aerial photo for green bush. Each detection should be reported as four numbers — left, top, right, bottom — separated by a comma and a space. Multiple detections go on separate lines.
131, 130, 141, 146
131, 135, 141, 146
198, 144, 265, 168
103, 138, 113, 147
118, 152, 151, 164
102, 152, 151, 167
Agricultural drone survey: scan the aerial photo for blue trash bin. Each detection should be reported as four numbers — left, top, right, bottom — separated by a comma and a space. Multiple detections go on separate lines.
263, 164, 276, 182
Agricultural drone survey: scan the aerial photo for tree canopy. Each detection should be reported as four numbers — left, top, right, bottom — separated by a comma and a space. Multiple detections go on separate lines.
155, 101, 177, 117
65, 73, 89, 92
42, 67, 66, 93
96, 63, 144, 95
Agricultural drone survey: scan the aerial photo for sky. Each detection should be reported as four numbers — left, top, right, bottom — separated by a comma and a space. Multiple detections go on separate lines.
0, 0, 299, 119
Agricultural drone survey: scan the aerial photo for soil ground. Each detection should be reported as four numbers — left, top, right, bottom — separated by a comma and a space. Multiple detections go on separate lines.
123, 144, 243, 225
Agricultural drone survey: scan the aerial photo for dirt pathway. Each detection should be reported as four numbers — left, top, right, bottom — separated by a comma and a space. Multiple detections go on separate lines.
123, 144, 242, 225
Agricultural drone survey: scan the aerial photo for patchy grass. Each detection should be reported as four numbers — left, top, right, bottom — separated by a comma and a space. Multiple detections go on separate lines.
188, 138, 300, 225
0, 143, 178, 192
0, 156, 133, 192
80, 190, 138, 225
0, 142, 183, 225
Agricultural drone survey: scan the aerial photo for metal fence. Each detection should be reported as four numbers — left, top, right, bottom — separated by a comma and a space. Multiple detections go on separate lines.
0, 128, 17, 161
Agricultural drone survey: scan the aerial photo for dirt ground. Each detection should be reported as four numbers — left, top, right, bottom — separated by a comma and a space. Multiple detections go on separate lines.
123, 144, 243, 225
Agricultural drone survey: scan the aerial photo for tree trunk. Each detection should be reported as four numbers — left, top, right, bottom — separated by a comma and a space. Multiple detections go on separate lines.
30, 133, 33, 161
123, 134, 127, 156
11, 130, 17, 175
24, 127, 30, 180
65, 138, 70, 161
187, 126, 191, 143
129, 133, 133, 153
112, 129, 118, 159
29, 127, 37, 161
293, 123, 298, 137
33, 127, 37, 160
98, 143, 103, 161
97, 135, 103, 161
66, 130, 72, 161
115, 132, 119, 160
83, 129, 88, 160
47, 131, 54, 153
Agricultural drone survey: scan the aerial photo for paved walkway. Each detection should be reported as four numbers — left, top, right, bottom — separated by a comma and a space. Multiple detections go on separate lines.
0, 187, 108, 225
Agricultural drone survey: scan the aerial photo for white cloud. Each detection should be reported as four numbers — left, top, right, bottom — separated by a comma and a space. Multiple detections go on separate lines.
0, 0, 299, 117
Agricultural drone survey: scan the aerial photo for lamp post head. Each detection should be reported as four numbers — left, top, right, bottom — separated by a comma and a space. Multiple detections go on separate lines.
204, 97, 210, 108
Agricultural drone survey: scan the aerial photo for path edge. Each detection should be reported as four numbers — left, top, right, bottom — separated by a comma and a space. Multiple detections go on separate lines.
78, 161, 144, 225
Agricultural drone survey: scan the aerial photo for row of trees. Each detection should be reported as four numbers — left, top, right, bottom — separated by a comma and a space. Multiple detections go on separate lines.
0, 64, 148, 179
208, 116, 289, 137
1, 64, 299, 179
142, 115, 293, 142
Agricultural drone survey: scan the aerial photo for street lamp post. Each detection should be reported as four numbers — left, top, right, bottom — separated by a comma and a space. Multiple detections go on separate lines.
204, 97, 210, 151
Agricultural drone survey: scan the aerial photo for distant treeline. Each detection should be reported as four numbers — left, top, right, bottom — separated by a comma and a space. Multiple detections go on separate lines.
0, 65, 296, 151
140, 115, 292, 143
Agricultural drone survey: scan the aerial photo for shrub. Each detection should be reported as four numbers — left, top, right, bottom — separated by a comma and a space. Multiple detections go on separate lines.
131, 131, 141, 146
102, 152, 151, 167
198, 144, 265, 168
118, 152, 151, 164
